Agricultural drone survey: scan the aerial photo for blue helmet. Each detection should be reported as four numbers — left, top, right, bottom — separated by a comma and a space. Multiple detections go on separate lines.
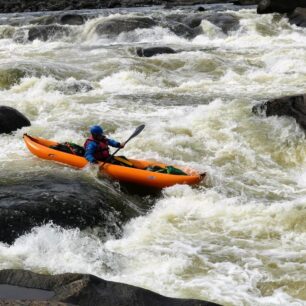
90, 125, 103, 135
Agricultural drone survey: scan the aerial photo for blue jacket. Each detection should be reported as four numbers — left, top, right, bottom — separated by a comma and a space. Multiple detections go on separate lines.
84, 138, 120, 163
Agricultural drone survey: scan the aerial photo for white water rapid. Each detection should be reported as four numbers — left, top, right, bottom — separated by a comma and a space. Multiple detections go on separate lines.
0, 4, 306, 306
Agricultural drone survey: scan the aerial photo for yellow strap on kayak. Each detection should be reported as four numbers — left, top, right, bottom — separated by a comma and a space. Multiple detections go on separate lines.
114, 156, 133, 167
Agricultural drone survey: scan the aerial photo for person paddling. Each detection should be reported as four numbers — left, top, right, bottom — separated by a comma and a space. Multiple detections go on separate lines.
84, 125, 124, 164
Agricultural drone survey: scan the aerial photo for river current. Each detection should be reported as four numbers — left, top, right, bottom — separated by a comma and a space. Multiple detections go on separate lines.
0, 4, 306, 306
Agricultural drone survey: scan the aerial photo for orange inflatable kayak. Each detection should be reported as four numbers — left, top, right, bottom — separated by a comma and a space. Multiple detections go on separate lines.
23, 134, 206, 189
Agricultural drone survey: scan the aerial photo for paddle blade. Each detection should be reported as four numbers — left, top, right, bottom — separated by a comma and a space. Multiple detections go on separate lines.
126, 124, 145, 143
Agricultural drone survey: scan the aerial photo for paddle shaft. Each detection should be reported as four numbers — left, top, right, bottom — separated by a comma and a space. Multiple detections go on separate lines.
100, 124, 145, 167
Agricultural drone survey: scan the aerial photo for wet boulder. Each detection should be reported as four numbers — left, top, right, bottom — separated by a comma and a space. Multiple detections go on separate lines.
95, 16, 157, 38
136, 47, 177, 57
252, 94, 306, 130
183, 16, 203, 28
165, 13, 202, 29
0, 173, 139, 244
0, 269, 221, 306
59, 14, 85, 25
205, 13, 240, 33
288, 7, 306, 27
0, 106, 30, 134
177, 12, 239, 34
164, 13, 195, 29
13, 25, 70, 43
167, 21, 202, 39
197, 6, 206, 12
28, 14, 85, 26
257, 0, 306, 14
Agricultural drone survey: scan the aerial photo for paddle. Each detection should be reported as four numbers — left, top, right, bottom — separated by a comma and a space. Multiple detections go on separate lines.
100, 124, 145, 167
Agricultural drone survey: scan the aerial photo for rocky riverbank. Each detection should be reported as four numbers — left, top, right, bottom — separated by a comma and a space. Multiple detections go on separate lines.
0, 0, 243, 13
0, 269, 221, 306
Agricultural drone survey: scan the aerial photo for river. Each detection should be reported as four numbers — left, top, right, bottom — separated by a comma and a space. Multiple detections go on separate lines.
0, 4, 306, 306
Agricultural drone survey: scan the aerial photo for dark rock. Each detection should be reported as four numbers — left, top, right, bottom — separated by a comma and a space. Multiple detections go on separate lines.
0, 106, 30, 134
205, 13, 240, 33
187, 16, 203, 28
257, 0, 306, 14
162, 12, 239, 38
59, 14, 85, 25
136, 47, 177, 57
13, 25, 70, 43
0, 173, 139, 244
95, 16, 157, 38
252, 94, 306, 130
168, 20, 202, 38
170, 12, 239, 34
197, 6, 206, 12
288, 7, 306, 27
0, 269, 221, 306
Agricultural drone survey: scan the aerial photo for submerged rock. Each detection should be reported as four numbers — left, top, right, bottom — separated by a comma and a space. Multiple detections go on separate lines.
168, 12, 239, 34
168, 21, 202, 38
0, 269, 221, 306
95, 16, 157, 38
27, 14, 85, 26
52, 80, 94, 94
0, 106, 30, 134
252, 94, 306, 130
0, 173, 139, 244
205, 13, 240, 33
136, 47, 177, 57
95, 12, 238, 40
13, 25, 70, 43
0, 68, 26, 89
